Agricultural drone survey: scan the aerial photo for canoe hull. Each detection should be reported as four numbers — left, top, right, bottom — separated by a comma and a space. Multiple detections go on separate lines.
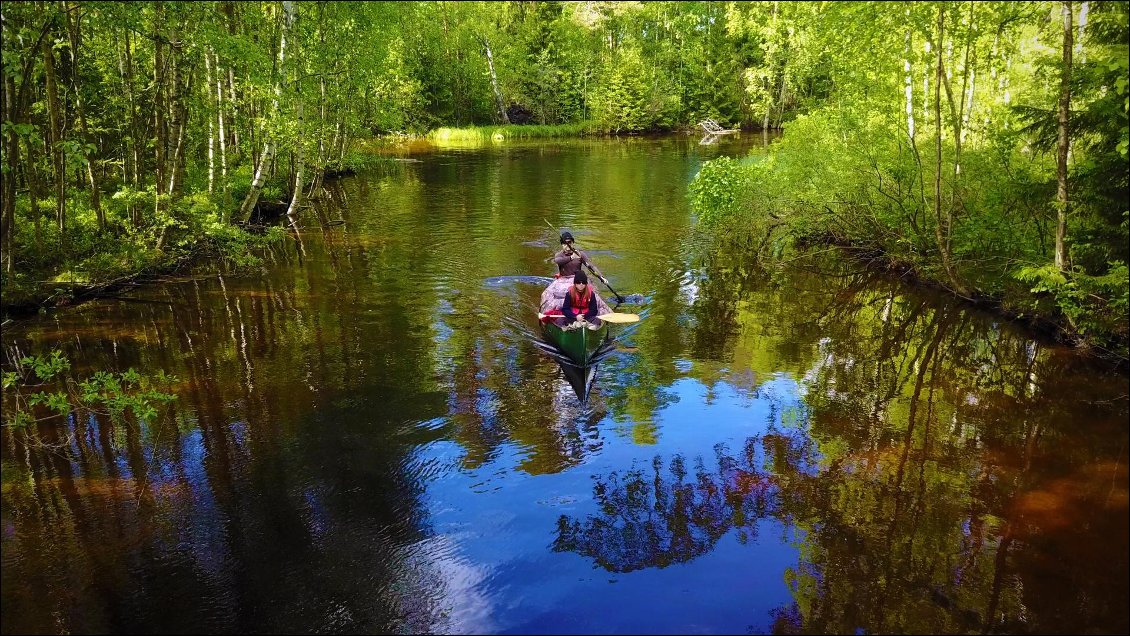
542, 321, 608, 366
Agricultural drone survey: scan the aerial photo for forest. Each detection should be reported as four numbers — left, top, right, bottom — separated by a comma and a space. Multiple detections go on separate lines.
1, 1, 1127, 357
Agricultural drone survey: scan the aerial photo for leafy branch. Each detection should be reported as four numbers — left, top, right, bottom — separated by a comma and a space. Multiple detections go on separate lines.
2, 351, 178, 429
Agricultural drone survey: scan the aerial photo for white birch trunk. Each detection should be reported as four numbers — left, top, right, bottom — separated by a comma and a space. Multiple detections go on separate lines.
1077, 2, 1088, 62
206, 51, 215, 193
961, 67, 974, 146
228, 68, 239, 149
286, 99, 304, 218
483, 36, 510, 124
238, 1, 293, 223
904, 30, 915, 138
1055, 1, 1073, 271
216, 54, 228, 205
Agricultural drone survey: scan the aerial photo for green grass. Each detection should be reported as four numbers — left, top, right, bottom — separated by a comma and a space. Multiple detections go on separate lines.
427, 122, 597, 145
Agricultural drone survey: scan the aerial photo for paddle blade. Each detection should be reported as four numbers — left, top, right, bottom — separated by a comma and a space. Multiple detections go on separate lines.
600, 312, 641, 324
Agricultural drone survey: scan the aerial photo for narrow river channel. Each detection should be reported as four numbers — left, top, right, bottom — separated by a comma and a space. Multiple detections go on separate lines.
2, 136, 1127, 634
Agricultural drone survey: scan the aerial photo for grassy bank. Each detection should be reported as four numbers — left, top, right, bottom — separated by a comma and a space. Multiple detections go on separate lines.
426, 122, 599, 145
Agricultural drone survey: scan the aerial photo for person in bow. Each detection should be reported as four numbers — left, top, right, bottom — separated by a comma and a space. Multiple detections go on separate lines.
561, 270, 601, 323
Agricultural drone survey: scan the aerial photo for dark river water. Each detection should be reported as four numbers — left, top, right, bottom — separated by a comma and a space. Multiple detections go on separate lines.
2, 135, 1127, 635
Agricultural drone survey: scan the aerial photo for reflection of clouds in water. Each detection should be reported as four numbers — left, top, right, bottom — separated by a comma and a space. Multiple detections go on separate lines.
680, 270, 700, 305
798, 337, 834, 400
400, 534, 498, 634
482, 275, 554, 289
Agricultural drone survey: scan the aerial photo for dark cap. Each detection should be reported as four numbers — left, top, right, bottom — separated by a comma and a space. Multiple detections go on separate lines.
573, 270, 588, 284
560, 231, 574, 244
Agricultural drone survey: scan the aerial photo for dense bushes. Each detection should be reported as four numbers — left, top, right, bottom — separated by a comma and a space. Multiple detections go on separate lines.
690, 109, 1128, 357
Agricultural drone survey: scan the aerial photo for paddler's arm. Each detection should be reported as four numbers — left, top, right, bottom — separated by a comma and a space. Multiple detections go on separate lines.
581, 253, 607, 283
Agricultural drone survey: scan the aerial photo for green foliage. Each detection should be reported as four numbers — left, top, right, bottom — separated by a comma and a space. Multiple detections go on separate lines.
1015, 262, 1130, 343
1, 351, 177, 429
687, 1, 1129, 355
688, 157, 755, 229
16, 350, 70, 382
77, 368, 178, 422
591, 46, 681, 132
2, 0, 1124, 355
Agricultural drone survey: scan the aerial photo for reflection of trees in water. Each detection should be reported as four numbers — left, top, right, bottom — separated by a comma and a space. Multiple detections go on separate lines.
0, 221, 454, 633
554, 436, 799, 573
764, 290, 1129, 635
558, 247, 1129, 633
687, 245, 774, 362
440, 282, 610, 475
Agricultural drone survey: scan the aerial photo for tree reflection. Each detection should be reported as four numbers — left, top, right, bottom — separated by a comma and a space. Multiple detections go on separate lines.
555, 247, 1129, 633
554, 437, 785, 572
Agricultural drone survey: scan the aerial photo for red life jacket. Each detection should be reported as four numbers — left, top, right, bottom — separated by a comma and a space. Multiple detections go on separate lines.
568, 285, 593, 315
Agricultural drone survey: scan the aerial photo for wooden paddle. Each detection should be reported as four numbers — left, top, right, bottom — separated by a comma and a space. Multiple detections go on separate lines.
538, 312, 640, 324
597, 312, 640, 324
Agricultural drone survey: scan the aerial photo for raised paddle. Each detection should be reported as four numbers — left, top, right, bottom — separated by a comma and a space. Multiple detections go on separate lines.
544, 219, 627, 304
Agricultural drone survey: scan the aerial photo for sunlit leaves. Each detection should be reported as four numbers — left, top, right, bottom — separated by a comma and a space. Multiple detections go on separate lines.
1, 351, 178, 429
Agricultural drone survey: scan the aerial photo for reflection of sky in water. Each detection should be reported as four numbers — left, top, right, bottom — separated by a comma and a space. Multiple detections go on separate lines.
413, 376, 804, 633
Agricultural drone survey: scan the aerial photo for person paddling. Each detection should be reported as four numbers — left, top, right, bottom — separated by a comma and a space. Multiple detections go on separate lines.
553, 231, 606, 280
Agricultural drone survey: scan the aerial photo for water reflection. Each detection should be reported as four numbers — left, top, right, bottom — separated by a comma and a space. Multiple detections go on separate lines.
2, 137, 1127, 635
554, 437, 780, 573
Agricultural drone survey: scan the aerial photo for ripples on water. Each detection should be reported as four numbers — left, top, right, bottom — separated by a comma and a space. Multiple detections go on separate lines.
2, 137, 1127, 635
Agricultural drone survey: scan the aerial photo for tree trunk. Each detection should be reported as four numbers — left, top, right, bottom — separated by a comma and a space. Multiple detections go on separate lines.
166, 31, 190, 199
310, 5, 327, 197
904, 31, 915, 138
206, 51, 215, 194
286, 96, 305, 217
238, 0, 293, 223
228, 68, 240, 154
482, 36, 510, 124
121, 29, 142, 226
1055, 1, 1073, 271
2, 72, 17, 272
763, 1, 780, 131
215, 52, 229, 212
223, 1, 240, 152
42, 32, 65, 232
64, 0, 103, 231
310, 72, 325, 197
933, 7, 964, 295
906, 29, 928, 235
154, 2, 168, 214
1077, 1, 1089, 63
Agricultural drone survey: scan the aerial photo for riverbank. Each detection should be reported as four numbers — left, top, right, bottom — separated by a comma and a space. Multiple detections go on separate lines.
421, 122, 724, 146
1, 222, 288, 322
689, 108, 1129, 366
809, 235, 1129, 368
427, 122, 597, 143
0, 160, 374, 320
706, 225, 1129, 368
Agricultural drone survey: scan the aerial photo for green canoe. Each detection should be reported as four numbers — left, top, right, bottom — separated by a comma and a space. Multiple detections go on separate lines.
542, 319, 608, 366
